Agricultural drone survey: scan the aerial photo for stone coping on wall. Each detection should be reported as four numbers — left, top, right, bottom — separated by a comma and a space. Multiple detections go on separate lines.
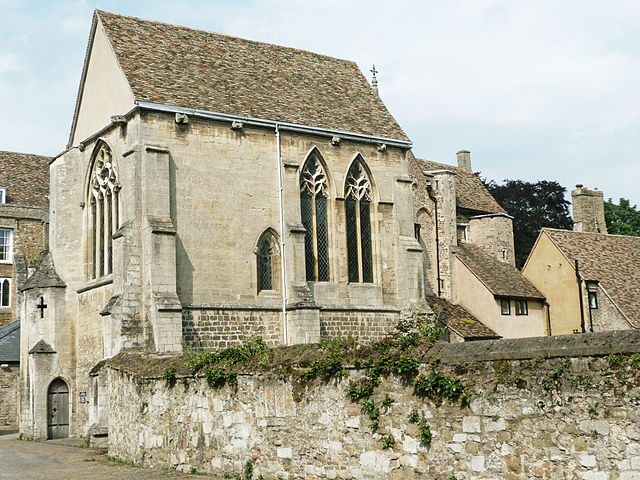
429, 329, 640, 364
102, 329, 640, 379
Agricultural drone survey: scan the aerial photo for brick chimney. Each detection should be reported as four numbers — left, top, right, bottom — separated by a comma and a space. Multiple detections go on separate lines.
456, 150, 471, 171
572, 184, 607, 234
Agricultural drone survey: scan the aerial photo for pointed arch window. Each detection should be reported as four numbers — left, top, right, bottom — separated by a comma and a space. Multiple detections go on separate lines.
88, 143, 120, 279
300, 155, 330, 282
257, 231, 280, 293
345, 159, 373, 283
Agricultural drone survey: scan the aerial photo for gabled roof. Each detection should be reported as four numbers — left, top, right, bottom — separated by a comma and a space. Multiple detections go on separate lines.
413, 154, 506, 215
0, 151, 50, 208
425, 296, 500, 340
21, 253, 66, 291
85, 10, 408, 142
543, 228, 640, 327
0, 320, 20, 363
457, 242, 545, 300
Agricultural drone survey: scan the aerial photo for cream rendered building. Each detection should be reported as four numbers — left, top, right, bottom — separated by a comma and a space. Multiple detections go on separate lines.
19, 10, 427, 440
523, 186, 640, 335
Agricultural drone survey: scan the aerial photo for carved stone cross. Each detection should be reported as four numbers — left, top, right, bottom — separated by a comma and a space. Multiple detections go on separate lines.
37, 296, 47, 318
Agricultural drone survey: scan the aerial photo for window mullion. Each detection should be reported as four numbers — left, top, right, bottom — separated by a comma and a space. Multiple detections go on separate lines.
311, 195, 319, 282
355, 199, 363, 283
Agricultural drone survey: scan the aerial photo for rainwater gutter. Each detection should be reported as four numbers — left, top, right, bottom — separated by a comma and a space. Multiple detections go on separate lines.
275, 124, 288, 345
575, 259, 586, 333
134, 101, 413, 149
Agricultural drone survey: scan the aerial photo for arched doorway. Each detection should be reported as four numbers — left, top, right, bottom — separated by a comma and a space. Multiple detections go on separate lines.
47, 378, 69, 439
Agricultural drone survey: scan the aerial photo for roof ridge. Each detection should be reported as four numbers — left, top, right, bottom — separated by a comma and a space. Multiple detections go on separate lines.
415, 157, 457, 171
544, 227, 640, 241
95, 9, 357, 66
0, 150, 52, 159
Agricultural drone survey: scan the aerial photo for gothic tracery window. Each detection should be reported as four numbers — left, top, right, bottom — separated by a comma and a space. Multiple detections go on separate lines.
89, 143, 120, 279
257, 231, 280, 292
300, 154, 330, 282
345, 159, 373, 283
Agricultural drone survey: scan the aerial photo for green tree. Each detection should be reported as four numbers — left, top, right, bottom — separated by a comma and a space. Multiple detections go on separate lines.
604, 198, 640, 236
479, 177, 573, 268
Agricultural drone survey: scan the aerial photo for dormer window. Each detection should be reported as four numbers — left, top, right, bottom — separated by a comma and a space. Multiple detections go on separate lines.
0, 188, 6, 204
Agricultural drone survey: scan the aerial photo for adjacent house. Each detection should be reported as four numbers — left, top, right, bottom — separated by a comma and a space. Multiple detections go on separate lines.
523, 185, 640, 334
409, 150, 547, 338
0, 151, 50, 327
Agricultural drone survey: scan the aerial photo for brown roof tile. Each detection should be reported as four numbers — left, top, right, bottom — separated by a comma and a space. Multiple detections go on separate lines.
0, 151, 50, 207
95, 10, 408, 141
414, 155, 506, 214
425, 296, 500, 340
544, 228, 640, 327
457, 242, 545, 299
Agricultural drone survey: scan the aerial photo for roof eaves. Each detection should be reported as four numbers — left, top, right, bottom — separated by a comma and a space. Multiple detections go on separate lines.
136, 101, 413, 148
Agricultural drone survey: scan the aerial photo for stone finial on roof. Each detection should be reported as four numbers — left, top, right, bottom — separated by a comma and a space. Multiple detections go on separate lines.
21, 252, 66, 292
370, 65, 379, 96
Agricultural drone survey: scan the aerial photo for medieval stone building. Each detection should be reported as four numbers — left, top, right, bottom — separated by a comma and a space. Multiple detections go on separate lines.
16, 9, 541, 441
18, 10, 428, 440
408, 150, 547, 338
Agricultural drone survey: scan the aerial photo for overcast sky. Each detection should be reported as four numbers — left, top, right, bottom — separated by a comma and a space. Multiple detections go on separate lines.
1, 0, 639, 206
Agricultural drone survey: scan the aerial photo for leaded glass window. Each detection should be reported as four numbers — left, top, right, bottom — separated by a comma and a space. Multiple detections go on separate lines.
257, 233, 279, 292
345, 160, 373, 283
300, 155, 330, 282
89, 143, 120, 279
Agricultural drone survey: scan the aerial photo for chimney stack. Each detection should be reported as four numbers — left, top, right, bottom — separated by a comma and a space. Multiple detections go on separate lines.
456, 150, 471, 171
572, 184, 607, 234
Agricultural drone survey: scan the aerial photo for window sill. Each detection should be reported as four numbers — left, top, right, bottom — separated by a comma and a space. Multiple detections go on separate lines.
77, 274, 113, 294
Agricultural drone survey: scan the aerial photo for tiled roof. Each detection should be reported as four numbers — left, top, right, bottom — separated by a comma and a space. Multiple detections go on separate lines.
0, 151, 50, 208
0, 320, 19, 363
94, 10, 408, 141
414, 155, 506, 214
457, 242, 545, 299
426, 296, 500, 340
544, 228, 640, 327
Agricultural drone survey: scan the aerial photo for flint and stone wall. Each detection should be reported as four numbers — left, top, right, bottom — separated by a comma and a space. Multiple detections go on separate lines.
107, 331, 640, 479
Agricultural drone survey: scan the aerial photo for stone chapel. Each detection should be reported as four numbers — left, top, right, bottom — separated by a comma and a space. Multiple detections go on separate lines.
17, 10, 530, 441
18, 10, 427, 440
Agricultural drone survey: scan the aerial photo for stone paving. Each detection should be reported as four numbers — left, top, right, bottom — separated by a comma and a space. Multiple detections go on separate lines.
0, 431, 222, 479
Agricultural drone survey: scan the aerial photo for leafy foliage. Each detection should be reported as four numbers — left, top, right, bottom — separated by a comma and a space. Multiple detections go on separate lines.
604, 198, 640, 236
413, 369, 471, 406
478, 177, 573, 268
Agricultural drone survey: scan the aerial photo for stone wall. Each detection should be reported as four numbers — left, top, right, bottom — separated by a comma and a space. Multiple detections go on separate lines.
319, 309, 399, 343
182, 307, 284, 349
107, 331, 640, 479
0, 363, 18, 429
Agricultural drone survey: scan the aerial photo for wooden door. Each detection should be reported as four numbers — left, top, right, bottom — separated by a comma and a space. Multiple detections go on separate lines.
47, 378, 69, 439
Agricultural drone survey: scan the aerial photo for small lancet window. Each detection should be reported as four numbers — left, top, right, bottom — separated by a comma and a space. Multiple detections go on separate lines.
345, 159, 373, 283
88, 143, 120, 279
256, 231, 280, 293
300, 154, 330, 282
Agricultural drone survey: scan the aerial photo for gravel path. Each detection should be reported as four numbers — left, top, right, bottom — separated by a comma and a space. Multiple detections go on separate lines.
0, 431, 222, 479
